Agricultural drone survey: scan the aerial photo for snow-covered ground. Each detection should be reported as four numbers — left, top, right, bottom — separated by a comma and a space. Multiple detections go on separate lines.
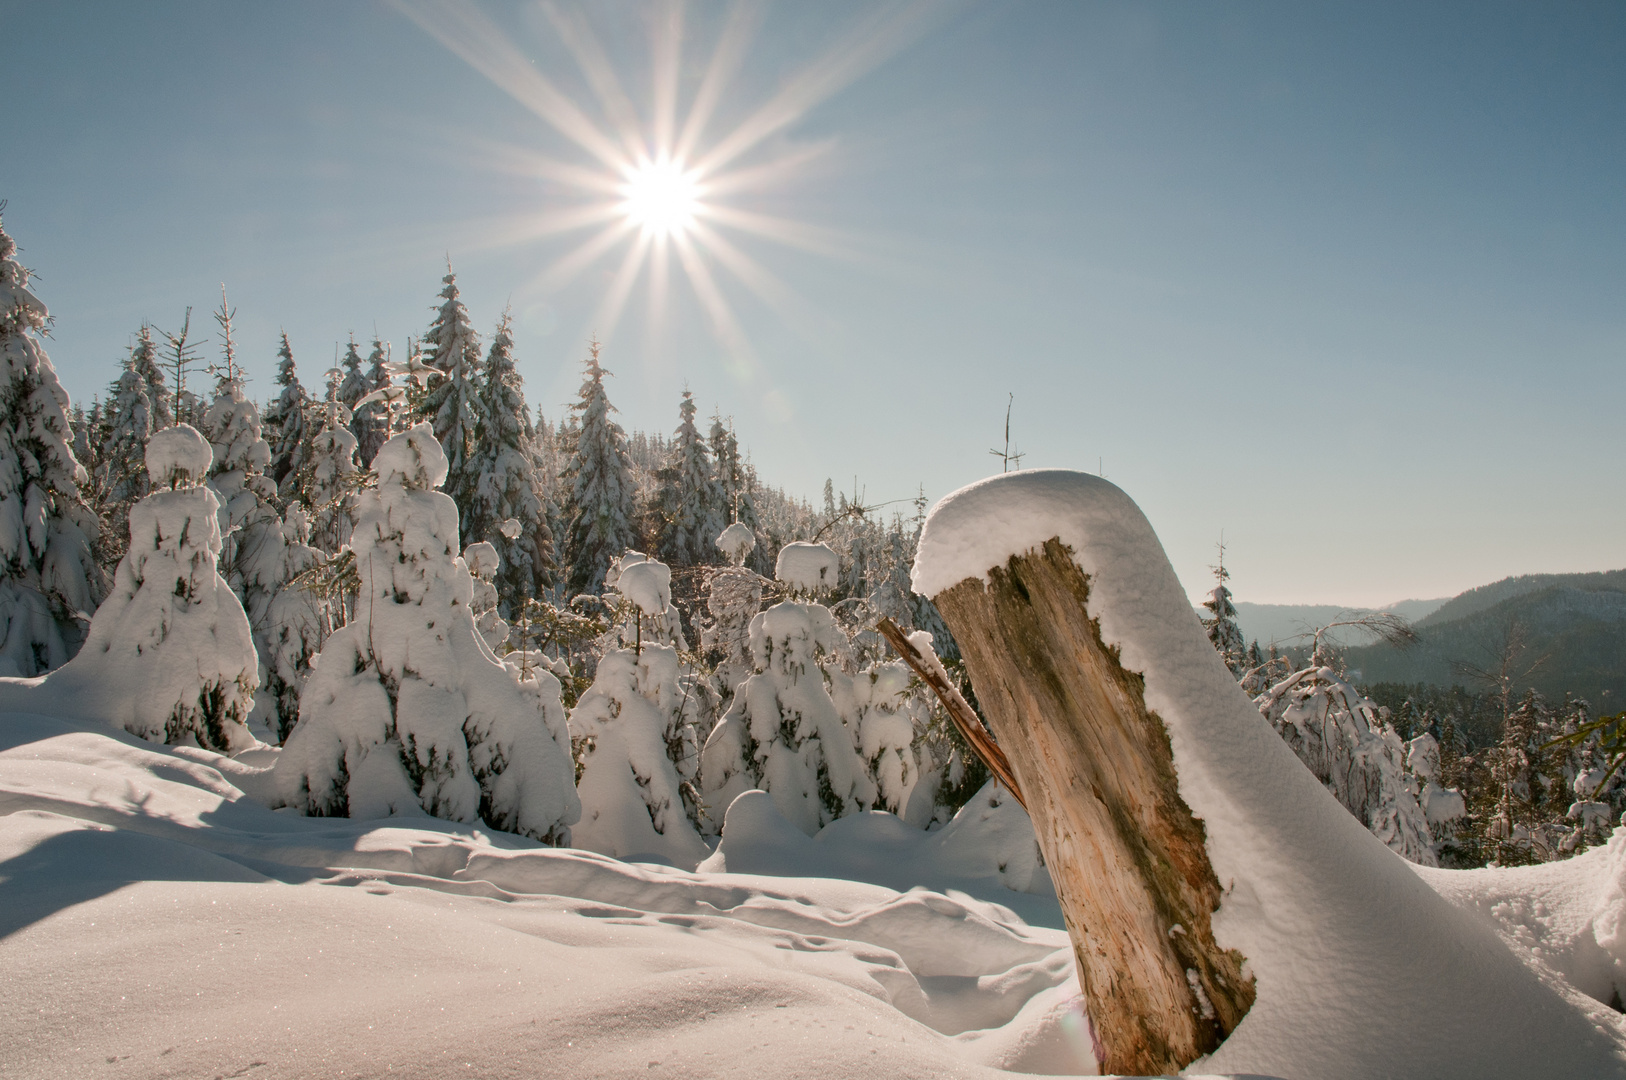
0, 710, 1101, 1079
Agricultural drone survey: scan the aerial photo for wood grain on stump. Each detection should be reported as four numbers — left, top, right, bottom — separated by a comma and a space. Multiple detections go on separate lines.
932, 538, 1254, 1076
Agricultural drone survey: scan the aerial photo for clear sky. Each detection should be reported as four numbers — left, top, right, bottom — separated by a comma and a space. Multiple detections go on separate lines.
2, 1, 1621, 607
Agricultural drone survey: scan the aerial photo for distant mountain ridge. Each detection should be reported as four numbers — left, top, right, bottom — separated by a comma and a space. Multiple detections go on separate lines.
1344, 570, 1626, 710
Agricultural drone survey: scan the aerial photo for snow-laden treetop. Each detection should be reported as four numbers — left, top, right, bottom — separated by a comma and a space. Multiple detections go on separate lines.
715, 521, 755, 565
0, 216, 48, 332
615, 558, 671, 618
145, 424, 214, 490
775, 541, 838, 595
374, 422, 447, 491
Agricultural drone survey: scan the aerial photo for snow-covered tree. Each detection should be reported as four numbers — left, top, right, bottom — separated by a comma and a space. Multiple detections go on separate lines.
1200, 548, 1246, 677
418, 270, 484, 521
129, 323, 173, 433
3, 425, 259, 751
570, 560, 710, 869
336, 335, 369, 413
93, 351, 156, 572
1257, 662, 1437, 865
274, 423, 579, 844
257, 506, 325, 744
353, 336, 391, 467
286, 395, 360, 555
266, 332, 308, 493
0, 214, 108, 674
562, 341, 638, 592
201, 294, 283, 643
703, 523, 765, 699
653, 390, 724, 569
699, 600, 875, 835
465, 310, 551, 607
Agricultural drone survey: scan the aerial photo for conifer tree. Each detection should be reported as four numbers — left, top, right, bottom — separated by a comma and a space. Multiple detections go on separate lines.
274, 423, 580, 843
465, 309, 552, 608
201, 291, 283, 642
266, 332, 308, 493
94, 351, 156, 572
337, 335, 369, 412
353, 336, 391, 466
0, 212, 108, 674
654, 390, 724, 568
562, 340, 638, 593
1200, 543, 1247, 677
287, 394, 359, 555
2, 425, 259, 751
418, 270, 485, 521
129, 323, 172, 433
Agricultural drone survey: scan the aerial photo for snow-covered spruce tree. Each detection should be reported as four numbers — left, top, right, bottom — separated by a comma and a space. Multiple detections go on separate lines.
465, 310, 552, 608
702, 522, 765, 700
1199, 550, 1247, 677
258, 506, 326, 743
570, 554, 710, 867
0, 215, 107, 674
698, 542, 878, 835
265, 332, 308, 493
201, 294, 283, 641
562, 340, 638, 593
336, 335, 369, 413
464, 539, 510, 653
653, 390, 724, 569
92, 351, 156, 573
129, 323, 173, 433
274, 423, 579, 842
0, 425, 259, 751
1256, 659, 1437, 865
417, 269, 485, 523
286, 396, 360, 555
352, 336, 391, 467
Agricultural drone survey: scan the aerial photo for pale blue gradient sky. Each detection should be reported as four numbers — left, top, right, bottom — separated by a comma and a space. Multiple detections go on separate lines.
2, 1, 1621, 606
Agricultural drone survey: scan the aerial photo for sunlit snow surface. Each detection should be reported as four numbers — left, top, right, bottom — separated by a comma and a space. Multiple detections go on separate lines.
0, 712, 1121, 1079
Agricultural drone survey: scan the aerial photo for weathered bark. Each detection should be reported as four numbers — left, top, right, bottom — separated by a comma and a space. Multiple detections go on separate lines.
932, 538, 1254, 1076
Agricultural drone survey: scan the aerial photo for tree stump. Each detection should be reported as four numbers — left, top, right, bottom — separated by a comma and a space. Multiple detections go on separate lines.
930, 538, 1254, 1076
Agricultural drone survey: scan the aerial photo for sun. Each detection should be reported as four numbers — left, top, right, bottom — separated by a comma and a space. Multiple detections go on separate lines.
393, 0, 935, 366
620, 157, 701, 240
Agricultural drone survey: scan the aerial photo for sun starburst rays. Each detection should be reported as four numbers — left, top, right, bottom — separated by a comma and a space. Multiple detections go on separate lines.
391, 0, 943, 370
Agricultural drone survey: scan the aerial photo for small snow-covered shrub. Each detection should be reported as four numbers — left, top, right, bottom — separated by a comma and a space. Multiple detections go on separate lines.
275, 423, 579, 844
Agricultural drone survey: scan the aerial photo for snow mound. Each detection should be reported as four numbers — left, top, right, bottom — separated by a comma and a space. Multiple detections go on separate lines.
912, 469, 1626, 1079
716, 521, 756, 564
775, 541, 839, 595
144, 423, 213, 489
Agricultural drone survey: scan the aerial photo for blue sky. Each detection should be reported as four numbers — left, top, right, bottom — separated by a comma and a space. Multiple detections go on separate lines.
2, 1, 1622, 606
